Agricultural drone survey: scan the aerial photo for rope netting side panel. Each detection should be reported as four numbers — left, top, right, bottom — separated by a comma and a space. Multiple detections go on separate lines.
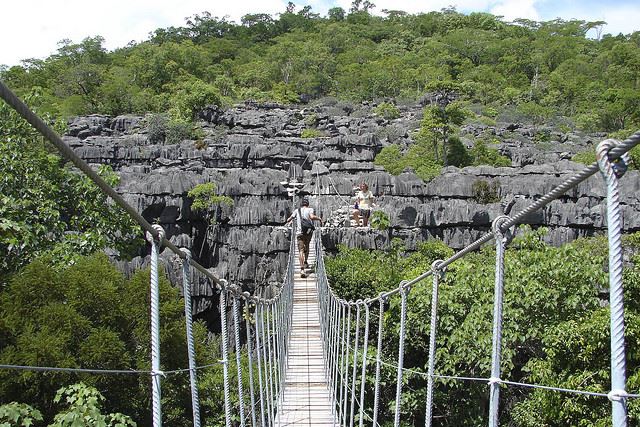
314, 237, 389, 427
0, 82, 302, 427
312, 134, 640, 427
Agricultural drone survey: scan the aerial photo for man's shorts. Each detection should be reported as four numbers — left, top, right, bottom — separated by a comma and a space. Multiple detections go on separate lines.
359, 208, 371, 219
297, 233, 312, 255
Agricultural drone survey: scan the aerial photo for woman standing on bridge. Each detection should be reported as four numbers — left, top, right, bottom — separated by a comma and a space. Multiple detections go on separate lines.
286, 198, 322, 278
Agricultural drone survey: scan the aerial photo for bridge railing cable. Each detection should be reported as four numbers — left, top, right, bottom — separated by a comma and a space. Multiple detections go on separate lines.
314, 133, 640, 427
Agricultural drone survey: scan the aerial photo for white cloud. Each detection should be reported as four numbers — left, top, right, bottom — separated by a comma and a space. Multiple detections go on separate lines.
563, 4, 640, 36
0, 0, 288, 67
490, 0, 541, 21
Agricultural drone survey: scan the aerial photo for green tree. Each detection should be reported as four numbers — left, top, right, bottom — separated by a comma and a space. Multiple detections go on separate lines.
0, 253, 215, 425
50, 383, 136, 427
374, 145, 404, 175
0, 94, 141, 277
416, 84, 468, 166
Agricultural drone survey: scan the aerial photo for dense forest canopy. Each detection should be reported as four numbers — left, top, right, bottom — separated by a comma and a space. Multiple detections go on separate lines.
2, 3, 640, 426
1, 4, 639, 135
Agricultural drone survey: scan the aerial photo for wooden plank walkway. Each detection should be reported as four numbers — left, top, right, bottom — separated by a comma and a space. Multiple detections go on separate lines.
274, 237, 337, 426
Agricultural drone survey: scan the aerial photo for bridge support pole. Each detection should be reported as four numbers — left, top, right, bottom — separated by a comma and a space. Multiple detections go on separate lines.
180, 249, 201, 427
146, 224, 165, 427
219, 284, 232, 427
597, 140, 630, 427
488, 216, 511, 427
425, 260, 445, 427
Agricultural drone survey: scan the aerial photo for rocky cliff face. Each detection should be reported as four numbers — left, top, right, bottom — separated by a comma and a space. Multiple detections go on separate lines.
64, 101, 640, 318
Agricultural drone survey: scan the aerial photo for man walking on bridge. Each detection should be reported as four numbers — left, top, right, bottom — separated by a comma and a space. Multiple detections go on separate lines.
286, 198, 322, 278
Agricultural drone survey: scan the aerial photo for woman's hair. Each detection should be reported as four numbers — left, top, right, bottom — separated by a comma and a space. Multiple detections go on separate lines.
360, 182, 368, 190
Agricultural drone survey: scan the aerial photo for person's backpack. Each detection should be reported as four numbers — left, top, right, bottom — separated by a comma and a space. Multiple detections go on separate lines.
298, 208, 315, 235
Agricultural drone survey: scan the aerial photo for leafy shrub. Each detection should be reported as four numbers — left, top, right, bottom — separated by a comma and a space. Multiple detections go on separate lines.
447, 135, 472, 167
575, 112, 600, 132
573, 144, 640, 170
404, 142, 442, 182
374, 143, 442, 182
165, 118, 193, 144
325, 240, 406, 300
373, 102, 401, 120
269, 82, 300, 104
145, 113, 168, 144
469, 139, 511, 166
50, 383, 136, 427
301, 128, 322, 138
145, 114, 198, 145
482, 106, 499, 118
326, 230, 640, 426
304, 113, 318, 126
0, 253, 215, 424
476, 115, 497, 126
0, 402, 43, 426
572, 150, 596, 165
188, 182, 233, 215
169, 78, 221, 121
1, 99, 142, 274
533, 129, 551, 143
472, 179, 500, 203
370, 210, 390, 230
374, 145, 404, 175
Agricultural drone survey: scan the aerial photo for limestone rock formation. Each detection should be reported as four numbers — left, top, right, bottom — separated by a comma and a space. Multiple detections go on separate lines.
66, 101, 640, 318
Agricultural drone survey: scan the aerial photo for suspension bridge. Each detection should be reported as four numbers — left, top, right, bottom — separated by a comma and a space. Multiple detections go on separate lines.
1, 80, 640, 427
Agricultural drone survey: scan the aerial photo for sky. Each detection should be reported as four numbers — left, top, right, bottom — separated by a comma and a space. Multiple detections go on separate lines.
1, 0, 639, 68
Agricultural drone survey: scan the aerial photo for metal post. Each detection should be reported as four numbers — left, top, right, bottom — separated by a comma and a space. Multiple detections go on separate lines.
244, 300, 258, 427
219, 288, 232, 427
597, 140, 630, 427
232, 291, 246, 427
394, 285, 409, 427
146, 224, 165, 427
180, 248, 200, 427
425, 260, 445, 427
372, 296, 386, 427
488, 216, 511, 427
349, 303, 362, 427
254, 303, 267, 427
358, 304, 370, 427
342, 304, 352, 425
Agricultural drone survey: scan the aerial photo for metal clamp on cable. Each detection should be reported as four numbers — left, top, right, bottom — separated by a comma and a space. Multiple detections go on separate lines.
431, 259, 446, 278
217, 278, 228, 292
145, 224, 166, 245
488, 376, 501, 386
179, 247, 191, 262
608, 389, 629, 402
151, 370, 166, 378
400, 279, 411, 293
597, 139, 630, 179
492, 215, 514, 244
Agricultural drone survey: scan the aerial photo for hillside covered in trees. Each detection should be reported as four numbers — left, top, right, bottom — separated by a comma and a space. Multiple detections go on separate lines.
1, 3, 639, 137
2, 3, 640, 426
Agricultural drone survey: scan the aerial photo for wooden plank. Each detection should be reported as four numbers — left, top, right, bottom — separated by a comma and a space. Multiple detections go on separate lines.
274, 236, 337, 427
